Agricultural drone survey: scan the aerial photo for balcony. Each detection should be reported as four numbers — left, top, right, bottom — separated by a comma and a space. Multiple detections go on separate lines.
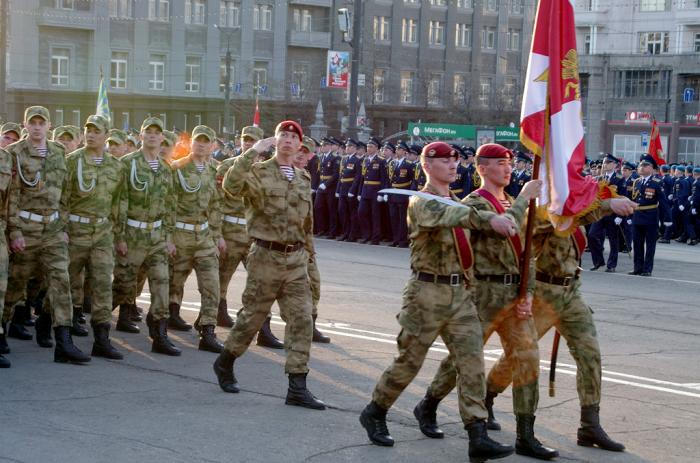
288, 30, 331, 49
288, 0, 332, 7
36, 6, 97, 30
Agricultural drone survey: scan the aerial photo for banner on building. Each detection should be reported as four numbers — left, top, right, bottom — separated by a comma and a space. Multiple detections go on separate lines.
326, 51, 350, 89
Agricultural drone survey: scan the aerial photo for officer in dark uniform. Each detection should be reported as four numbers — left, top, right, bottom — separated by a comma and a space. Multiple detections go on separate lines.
336, 139, 362, 242
629, 155, 671, 276
680, 165, 696, 244
307, 141, 321, 204
506, 151, 532, 197
347, 141, 366, 241
358, 137, 388, 245
461, 146, 479, 194
379, 142, 396, 242
660, 165, 691, 243
314, 137, 340, 238
412, 144, 427, 190
588, 154, 626, 272
387, 141, 414, 247
689, 167, 700, 246
449, 145, 471, 199
618, 161, 637, 253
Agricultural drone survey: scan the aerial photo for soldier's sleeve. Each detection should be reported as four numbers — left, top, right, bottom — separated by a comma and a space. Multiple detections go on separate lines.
411, 197, 496, 231
380, 159, 389, 188
209, 169, 223, 243
7, 148, 23, 242
223, 147, 258, 198
110, 161, 126, 231
577, 198, 614, 226
304, 188, 316, 259
59, 155, 74, 231
350, 160, 362, 196
503, 194, 529, 227
115, 158, 129, 243
328, 156, 339, 188
163, 166, 175, 243
658, 180, 671, 222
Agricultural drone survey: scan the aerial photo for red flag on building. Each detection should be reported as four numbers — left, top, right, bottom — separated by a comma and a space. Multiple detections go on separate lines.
647, 119, 667, 166
520, 0, 601, 232
253, 97, 260, 127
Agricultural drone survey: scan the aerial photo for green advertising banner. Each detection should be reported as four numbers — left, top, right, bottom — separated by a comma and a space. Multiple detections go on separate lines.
408, 122, 476, 140
495, 126, 520, 142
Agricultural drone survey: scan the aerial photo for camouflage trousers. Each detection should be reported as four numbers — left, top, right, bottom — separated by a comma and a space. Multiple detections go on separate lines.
429, 281, 540, 415
488, 280, 601, 407
169, 228, 219, 326
218, 223, 251, 301
0, 231, 7, 333
112, 226, 169, 321
308, 258, 321, 317
68, 222, 115, 325
372, 278, 488, 425
3, 230, 73, 327
222, 243, 313, 375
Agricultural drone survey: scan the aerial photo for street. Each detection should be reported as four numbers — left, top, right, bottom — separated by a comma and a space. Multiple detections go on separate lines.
2, 238, 699, 463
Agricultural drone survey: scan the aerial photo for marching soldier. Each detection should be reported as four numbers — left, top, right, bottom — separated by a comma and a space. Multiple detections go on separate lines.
588, 153, 625, 272
0, 144, 12, 367
167, 125, 225, 353
359, 141, 520, 461
335, 138, 362, 242
112, 116, 181, 356
4, 106, 90, 364
213, 121, 325, 410
1, 122, 21, 148
53, 125, 81, 154
314, 138, 340, 238
387, 141, 414, 247
63, 115, 125, 359
107, 129, 129, 159
358, 137, 387, 245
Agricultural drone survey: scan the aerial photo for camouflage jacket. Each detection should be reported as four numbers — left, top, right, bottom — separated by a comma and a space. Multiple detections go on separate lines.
408, 185, 498, 277
0, 148, 11, 231
223, 148, 314, 254
61, 148, 125, 227
6, 139, 67, 240
217, 157, 247, 219
117, 149, 174, 243
171, 154, 222, 241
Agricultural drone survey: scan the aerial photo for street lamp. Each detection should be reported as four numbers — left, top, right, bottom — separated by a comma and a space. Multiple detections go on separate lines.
215, 24, 233, 139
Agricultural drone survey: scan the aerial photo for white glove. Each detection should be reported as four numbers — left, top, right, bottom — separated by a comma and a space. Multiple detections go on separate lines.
384, 194, 389, 202
692, 208, 697, 215
614, 217, 622, 225
668, 194, 673, 200
376, 195, 383, 203
679, 205, 685, 212
335, 193, 339, 198
311, 189, 316, 193
348, 192, 354, 198
664, 222, 673, 227
318, 183, 327, 191
627, 219, 632, 225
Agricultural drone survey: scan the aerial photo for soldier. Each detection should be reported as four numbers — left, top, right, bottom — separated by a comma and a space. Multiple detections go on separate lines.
449, 145, 470, 199
213, 121, 325, 410
160, 130, 177, 164
462, 146, 480, 194
357, 137, 387, 245
359, 141, 522, 461
506, 151, 532, 198
107, 129, 129, 159
660, 165, 691, 243
0, 144, 12, 367
412, 144, 427, 191
4, 106, 90, 364
167, 125, 225, 353
125, 134, 139, 153
112, 116, 180, 356
421, 143, 558, 460
689, 167, 700, 246
53, 125, 81, 153
335, 138, 361, 242
379, 142, 396, 242
618, 161, 637, 253
314, 138, 340, 238
387, 141, 414, 247
629, 155, 672, 276
680, 165, 696, 244
1, 122, 21, 148
63, 114, 125, 359
588, 154, 625, 272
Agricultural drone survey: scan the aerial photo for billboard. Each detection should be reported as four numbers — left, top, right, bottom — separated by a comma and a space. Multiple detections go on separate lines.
326, 51, 350, 89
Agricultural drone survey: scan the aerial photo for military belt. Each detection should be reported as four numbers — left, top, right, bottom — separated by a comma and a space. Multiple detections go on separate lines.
364, 180, 381, 186
392, 181, 412, 188
175, 221, 209, 232
475, 273, 520, 285
451, 188, 464, 194
126, 219, 162, 230
19, 210, 59, 224
340, 178, 354, 183
69, 214, 107, 225
414, 271, 464, 286
255, 239, 303, 253
223, 215, 246, 225
636, 204, 658, 211
320, 175, 333, 180
535, 271, 579, 287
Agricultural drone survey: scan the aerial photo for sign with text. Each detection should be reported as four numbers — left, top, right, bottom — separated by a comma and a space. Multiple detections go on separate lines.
408, 122, 476, 140
326, 51, 350, 89
495, 126, 520, 142
625, 111, 652, 123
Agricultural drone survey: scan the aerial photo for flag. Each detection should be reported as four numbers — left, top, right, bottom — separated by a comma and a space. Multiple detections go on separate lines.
520, 0, 600, 232
96, 68, 111, 123
253, 96, 260, 127
647, 119, 667, 166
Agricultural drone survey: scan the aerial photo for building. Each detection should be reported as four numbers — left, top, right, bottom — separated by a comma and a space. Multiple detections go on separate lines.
576, 0, 700, 164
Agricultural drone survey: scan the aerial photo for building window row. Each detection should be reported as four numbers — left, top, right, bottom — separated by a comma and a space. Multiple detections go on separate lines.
184, 0, 206, 25
220, 1, 240, 28
639, 31, 669, 55
612, 70, 671, 99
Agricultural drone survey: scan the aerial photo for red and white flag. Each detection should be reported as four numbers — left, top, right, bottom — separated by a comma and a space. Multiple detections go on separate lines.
647, 119, 667, 166
252, 97, 260, 127
520, 0, 600, 232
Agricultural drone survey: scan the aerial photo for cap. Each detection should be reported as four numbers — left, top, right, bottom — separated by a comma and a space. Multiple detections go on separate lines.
241, 125, 264, 141
274, 120, 303, 140
162, 130, 178, 147
622, 161, 636, 170
409, 143, 423, 155
141, 116, 164, 132
357, 141, 367, 150
397, 141, 410, 152
53, 125, 81, 140
301, 136, 316, 152
422, 141, 459, 159
126, 135, 139, 146
603, 153, 620, 164
463, 146, 476, 156
1, 122, 21, 136
516, 151, 532, 163
345, 138, 358, 148
330, 137, 342, 146
107, 129, 127, 145
84, 114, 110, 133
382, 142, 396, 152
660, 164, 670, 172
24, 106, 50, 123
639, 154, 658, 169
192, 125, 216, 142
367, 137, 382, 148
475, 143, 513, 159
686, 165, 694, 173
693, 167, 700, 174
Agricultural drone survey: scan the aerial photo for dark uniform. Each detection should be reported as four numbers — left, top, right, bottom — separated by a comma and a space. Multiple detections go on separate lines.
588, 154, 625, 272
449, 146, 471, 200
314, 140, 340, 238
358, 138, 387, 244
505, 151, 532, 198
336, 139, 362, 241
661, 167, 691, 242
619, 162, 637, 252
412, 144, 427, 191
690, 168, 700, 245
387, 146, 414, 248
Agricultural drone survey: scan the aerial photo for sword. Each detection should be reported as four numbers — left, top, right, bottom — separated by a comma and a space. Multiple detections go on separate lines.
379, 188, 467, 208
617, 222, 633, 260
549, 330, 561, 397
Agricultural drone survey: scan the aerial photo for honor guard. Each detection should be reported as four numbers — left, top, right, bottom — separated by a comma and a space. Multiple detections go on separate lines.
660, 165, 691, 243
506, 151, 533, 198
588, 153, 625, 272
387, 141, 414, 247
358, 137, 388, 245
618, 161, 637, 252
314, 137, 340, 238
336, 138, 362, 242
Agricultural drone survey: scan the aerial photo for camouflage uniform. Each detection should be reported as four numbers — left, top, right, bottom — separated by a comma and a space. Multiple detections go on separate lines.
428, 193, 539, 415
220, 147, 315, 374
0, 148, 11, 334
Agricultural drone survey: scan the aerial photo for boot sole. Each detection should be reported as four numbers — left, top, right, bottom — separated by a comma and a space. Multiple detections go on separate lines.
256, 339, 284, 349
285, 399, 326, 410
469, 448, 513, 463
115, 325, 140, 334
358, 414, 394, 446
91, 347, 124, 360
577, 439, 625, 452
151, 346, 182, 356
54, 354, 91, 364
515, 447, 559, 460
198, 343, 224, 353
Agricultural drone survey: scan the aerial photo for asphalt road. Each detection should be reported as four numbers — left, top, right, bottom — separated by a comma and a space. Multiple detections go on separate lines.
2, 238, 699, 463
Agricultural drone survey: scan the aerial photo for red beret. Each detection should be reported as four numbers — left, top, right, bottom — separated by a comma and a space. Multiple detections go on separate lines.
476, 143, 513, 159
422, 142, 458, 159
275, 120, 303, 140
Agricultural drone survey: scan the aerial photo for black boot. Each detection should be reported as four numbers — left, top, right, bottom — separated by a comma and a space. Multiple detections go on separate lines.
71, 307, 89, 337
129, 303, 142, 322
53, 326, 91, 364
0, 353, 9, 368
285, 373, 325, 410
35, 312, 53, 348
485, 391, 502, 431
199, 325, 224, 353
167, 303, 192, 331
312, 314, 331, 343
0, 322, 10, 354
9, 308, 32, 340
577, 405, 625, 452
152, 318, 182, 356
414, 390, 444, 438
216, 299, 234, 328
91, 323, 123, 360
256, 317, 283, 349
17, 303, 35, 327
116, 304, 140, 333
146, 312, 156, 339
213, 349, 240, 393
515, 414, 559, 460
82, 296, 92, 314
359, 401, 394, 446
465, 420, 514, 462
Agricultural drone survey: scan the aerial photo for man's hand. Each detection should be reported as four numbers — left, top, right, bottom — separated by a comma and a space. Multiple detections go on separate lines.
627, 219, 632, 225
610, 197, 637, 216
318, 183, 327, 191
348, 192, 354, 198
166, 242, 177, 257
489, 215, 518, 236
663, 222, 673, 227
251, 137, 276, 153
335, 192, 339, 198
383, 194, 389, 202
614, 217, 623, 226
10, 237, 25, 253
668, 194, 673, 201
679, 205, 685, 212
519, 179, 544, 201
376, 195, 383, 203
115, 241, 128, 256
693, 208, 697, 216
515, 295, 533, 320
217, 237, 227, 255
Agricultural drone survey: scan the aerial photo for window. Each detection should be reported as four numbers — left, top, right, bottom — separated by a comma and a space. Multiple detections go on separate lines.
428, 74, 443, 106
455, 24, 471, 48
185, 56, 201, 92
220, 1, 240, 28
148, 0, 169, 22
429, 21, 445, 46
502, 77, 517, 108
695, 33, 700, 52
612, 70, 671, 98
109, 0, 132, 18
72, 110, 81, 126
584, 33, 591, 54
149, 55, 165, 91
404, 0, 418, 3
678, 137, 700, 165
159, 113, 167, 129
400, 71, 415, 104
457, 0, 473, 8
55, 0, 74, 9
479, 77, 493, 107
453, 74, 467, 105
185, 0, 206, 25
482, 27, 497, 49
640, 0, 668, 12
220, 58, 236, 92
55, 109, 64, 126
639, 32, 669, 54
509, 0, 524, 14
292, 62, 310, 96
293, 8, 312, 32
121, 112, 130, 130
402, 18, 418, 44
51, 48, 70, 86
373, 69, 386, 103
484, 0, 498, 13
110, 52, 128, 89
253, 62, 268, 88
429, 0, 447, 5
507, 28, 521, 50
254, 4, 273, 31
374, 16, 390, 42
194, 114, 202, 126
613, 134, 667, 162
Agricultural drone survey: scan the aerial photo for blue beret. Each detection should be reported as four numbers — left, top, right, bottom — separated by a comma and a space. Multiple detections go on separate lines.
660, 164, 670, 172
685, 165, 694, 173
694, 167, 700, 174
